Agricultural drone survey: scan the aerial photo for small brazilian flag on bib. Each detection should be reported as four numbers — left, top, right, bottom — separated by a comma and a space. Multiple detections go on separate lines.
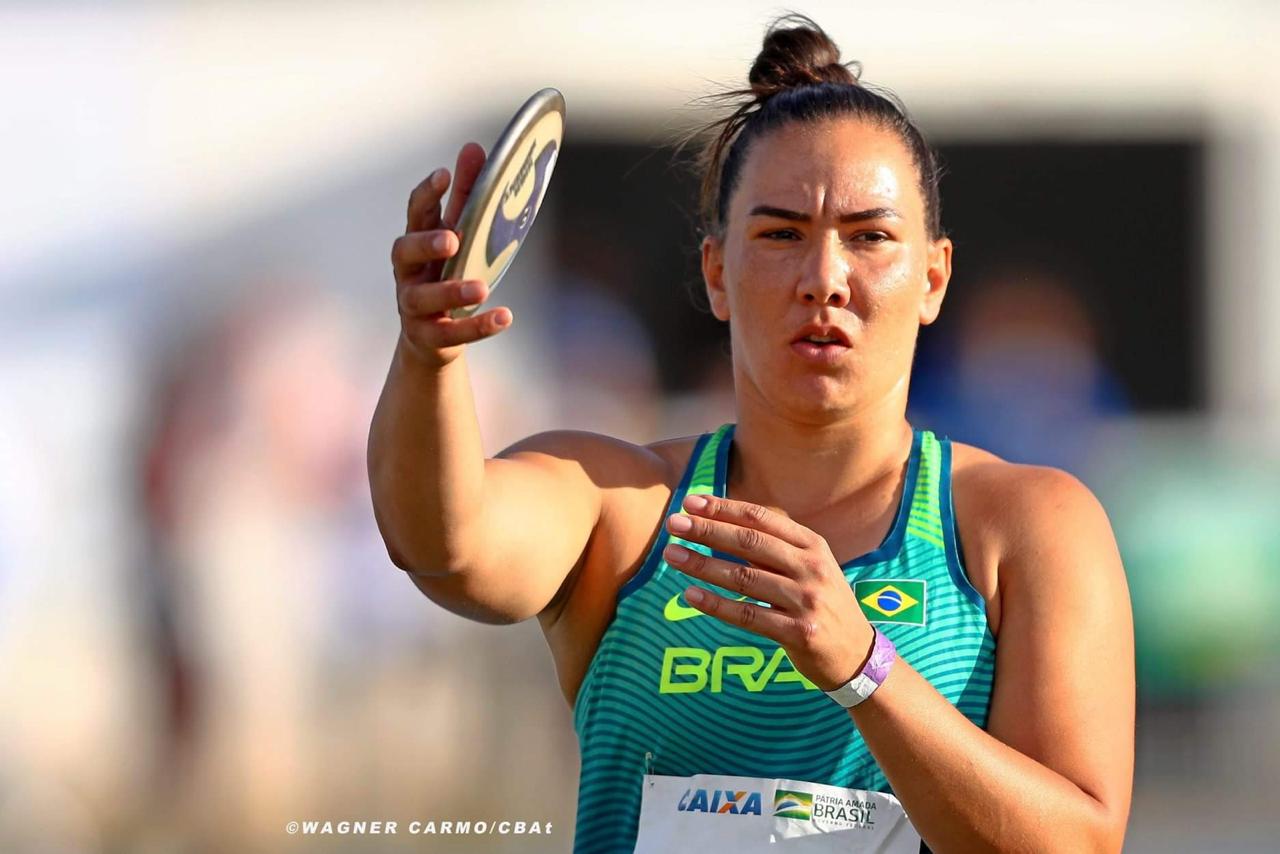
854, 579, 926, 626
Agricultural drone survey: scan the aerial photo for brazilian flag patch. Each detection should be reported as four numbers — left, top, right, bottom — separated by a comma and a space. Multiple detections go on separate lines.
773, 789, 813, 820
854, 579, 926, 626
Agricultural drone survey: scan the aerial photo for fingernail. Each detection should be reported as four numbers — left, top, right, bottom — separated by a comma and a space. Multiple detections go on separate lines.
494, 310, 511, 327
668, 514, 692, 532
685, 587, 704, 604
684, 494, 708, 511
431, 168, 448, 186
664, 544, 689, 564
460, 281, 482, 301
434, 233, 450, 251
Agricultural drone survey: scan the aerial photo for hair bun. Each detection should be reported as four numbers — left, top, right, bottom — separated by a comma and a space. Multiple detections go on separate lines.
747, 14, 859, 99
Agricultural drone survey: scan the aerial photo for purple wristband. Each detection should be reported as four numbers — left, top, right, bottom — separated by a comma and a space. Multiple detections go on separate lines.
863, 627, 897, 684
823, 627, 898, 708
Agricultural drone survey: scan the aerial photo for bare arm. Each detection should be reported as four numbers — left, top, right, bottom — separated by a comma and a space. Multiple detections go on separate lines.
368, 144, 654, 624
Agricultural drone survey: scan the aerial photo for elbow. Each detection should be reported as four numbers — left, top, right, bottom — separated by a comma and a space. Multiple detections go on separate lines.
979, 794, 1127, 854
384, 542, 427, 575
1092, 811, 1128, 854
1069, 795, 1128, 854
1073, 827, 1125, 854
1081, 776, 1131, 854
372, 511, 462, 578
369, 498, 470, 577
997, 812, 1124, 854
381, 538, 464, 578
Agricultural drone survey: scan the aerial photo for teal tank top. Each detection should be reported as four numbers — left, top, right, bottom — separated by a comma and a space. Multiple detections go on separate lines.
571, 423, 996, 853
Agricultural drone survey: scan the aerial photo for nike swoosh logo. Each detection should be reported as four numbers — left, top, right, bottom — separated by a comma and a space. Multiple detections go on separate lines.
485, 138, 558, 266
663, 590, 749, 621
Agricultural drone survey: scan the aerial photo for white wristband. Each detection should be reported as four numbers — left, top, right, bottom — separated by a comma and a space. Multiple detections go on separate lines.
824, 627, 897, 709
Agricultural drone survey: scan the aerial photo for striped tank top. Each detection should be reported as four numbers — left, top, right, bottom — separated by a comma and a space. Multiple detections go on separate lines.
571, 423, 996, 853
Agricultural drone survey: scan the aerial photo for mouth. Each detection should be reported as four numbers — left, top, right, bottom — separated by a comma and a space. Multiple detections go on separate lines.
790, 323, 851, 347
789, 323, 852, 364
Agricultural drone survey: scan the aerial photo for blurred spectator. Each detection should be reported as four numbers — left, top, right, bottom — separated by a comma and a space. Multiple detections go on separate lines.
128, 276, 575, 853
547, 276, 663, 442
911, 264, 1130, 477
141, 282, 370, 848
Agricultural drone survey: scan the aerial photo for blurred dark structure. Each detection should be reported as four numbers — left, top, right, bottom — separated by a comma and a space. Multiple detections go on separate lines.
550, 142, 724, 396
549, 136, 1204, 418
922, 140, 1203, 414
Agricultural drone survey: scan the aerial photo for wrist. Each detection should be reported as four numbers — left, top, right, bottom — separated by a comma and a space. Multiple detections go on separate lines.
848, 622, 876, 675
823, 627, 897, 709
395, 333, 460, 378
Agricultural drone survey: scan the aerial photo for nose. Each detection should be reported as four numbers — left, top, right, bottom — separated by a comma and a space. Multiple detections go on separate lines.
796, 233, 851, 308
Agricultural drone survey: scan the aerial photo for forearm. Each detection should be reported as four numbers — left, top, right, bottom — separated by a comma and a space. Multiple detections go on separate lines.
367, 335, 487, 574
851, 660, 1119, 853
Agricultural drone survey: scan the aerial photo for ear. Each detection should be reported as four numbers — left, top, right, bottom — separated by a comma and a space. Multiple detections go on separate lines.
919, 236, 953, 326
701, 234, 731, 322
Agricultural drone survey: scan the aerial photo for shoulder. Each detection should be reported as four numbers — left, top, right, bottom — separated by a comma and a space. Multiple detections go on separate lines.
496, 428, 702, 493
950, 441, 1112, 547
503, 429, 706, 631
947, 440, 1122, 632
951, 441, 1114, 551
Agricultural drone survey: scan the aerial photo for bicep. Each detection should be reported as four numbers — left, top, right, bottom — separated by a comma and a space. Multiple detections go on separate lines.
985, 470, 1134, 825
408, 430, 646, 625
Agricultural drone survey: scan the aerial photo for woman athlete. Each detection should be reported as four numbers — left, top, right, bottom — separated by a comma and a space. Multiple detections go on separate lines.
369, 15, 1134, 853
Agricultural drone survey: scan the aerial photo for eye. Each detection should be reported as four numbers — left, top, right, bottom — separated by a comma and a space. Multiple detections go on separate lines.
853, 231, 889, 243
760, 228, 800, 241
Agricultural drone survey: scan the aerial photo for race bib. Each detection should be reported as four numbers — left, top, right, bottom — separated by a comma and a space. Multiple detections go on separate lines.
634, 772, 921, 853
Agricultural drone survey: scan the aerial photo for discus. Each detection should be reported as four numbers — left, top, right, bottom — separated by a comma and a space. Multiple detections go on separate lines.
442, 88, 565, 319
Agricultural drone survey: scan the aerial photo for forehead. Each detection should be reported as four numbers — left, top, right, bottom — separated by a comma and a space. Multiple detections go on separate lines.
731, 117, 922, 218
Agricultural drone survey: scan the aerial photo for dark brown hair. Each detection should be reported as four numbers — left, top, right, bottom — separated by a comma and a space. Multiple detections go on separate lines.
697, 14, 945, 240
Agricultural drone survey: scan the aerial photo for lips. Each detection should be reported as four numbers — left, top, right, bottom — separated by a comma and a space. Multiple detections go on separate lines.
790, 322, 852, 347
789, 322, 852, 366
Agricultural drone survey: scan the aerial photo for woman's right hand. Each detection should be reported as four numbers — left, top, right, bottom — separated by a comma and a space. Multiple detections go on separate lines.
390, 142, 513, 369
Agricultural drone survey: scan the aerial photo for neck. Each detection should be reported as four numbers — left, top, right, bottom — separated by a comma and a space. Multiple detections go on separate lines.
729, 385, 914, 520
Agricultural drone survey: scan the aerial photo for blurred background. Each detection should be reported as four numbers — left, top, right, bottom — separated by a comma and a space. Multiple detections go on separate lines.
1, 1, 1278, 852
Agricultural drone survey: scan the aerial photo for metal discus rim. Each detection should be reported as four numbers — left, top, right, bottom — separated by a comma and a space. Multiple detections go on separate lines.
439, 87, 565, 317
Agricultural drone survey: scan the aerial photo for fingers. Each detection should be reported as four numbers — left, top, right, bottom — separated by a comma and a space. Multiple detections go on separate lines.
398, 275, 511, 348
663, 543, 803, 612
667, 505, 807, 577
441, 142, 487, 229
391, 229, 459, 280
681, 494, 819, 550
406, 306, 512, 349
398, 277, 493, 318
406, 168, 450, 233
404, 136, 485, 234
396, 276, 512, 355
682, 585, 793, 640
393, 141, 496, 360
399, 142, 485, 289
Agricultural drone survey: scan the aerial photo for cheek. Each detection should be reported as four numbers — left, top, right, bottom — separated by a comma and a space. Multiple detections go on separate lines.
726, 255, 785, 312
857, 251, 920, 317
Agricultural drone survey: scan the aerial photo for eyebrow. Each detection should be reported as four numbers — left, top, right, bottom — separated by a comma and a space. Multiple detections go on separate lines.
747, 204, 903, 223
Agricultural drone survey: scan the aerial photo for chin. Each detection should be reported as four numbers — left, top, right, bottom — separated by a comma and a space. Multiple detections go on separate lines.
775, 375, 860, 419
734, 354, 863, 417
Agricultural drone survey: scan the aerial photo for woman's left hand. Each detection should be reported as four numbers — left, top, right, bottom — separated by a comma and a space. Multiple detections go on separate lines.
663, 493, 875, 692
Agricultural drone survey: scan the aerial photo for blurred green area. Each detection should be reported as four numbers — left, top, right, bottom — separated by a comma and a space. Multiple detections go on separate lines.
1097, 430, 1280, 699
